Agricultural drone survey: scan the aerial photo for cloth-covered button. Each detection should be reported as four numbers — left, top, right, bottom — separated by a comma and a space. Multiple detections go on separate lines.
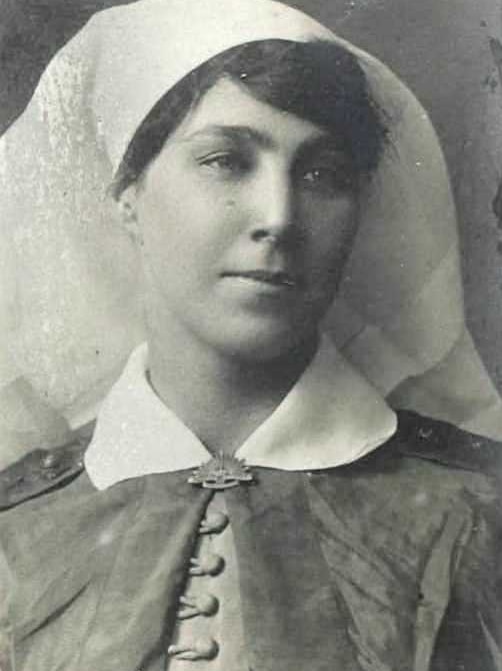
41, 452, 59, 469
167, 637, 219, 660
177, 593, 219, 619
189, 553, 224, 576
199, 511, 229, 534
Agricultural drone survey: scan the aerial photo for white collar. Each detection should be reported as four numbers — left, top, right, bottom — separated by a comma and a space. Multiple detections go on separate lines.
85, 337, 397, 490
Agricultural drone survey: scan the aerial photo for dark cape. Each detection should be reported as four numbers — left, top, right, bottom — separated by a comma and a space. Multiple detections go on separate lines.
0, 410, 501, 671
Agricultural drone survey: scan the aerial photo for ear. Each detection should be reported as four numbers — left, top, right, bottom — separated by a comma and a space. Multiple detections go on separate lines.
117, 185, 141, 243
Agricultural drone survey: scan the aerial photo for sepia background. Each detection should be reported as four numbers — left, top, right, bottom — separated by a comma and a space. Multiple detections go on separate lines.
1, 0, 501, 394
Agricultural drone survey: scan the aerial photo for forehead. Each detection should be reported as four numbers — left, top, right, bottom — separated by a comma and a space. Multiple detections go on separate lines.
169, 77, 332, 151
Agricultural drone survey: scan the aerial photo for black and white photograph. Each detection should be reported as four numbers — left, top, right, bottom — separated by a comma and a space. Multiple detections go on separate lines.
1, 1, 501, 669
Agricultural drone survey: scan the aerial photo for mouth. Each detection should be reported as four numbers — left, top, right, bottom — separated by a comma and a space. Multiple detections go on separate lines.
221, 269, 300, 288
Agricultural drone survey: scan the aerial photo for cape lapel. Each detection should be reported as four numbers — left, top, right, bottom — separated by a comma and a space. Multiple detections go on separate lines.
77, 472, 213, 671
225, 469, 361, 671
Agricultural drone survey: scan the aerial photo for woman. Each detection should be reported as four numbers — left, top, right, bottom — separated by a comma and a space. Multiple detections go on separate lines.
0, 1, 501, 670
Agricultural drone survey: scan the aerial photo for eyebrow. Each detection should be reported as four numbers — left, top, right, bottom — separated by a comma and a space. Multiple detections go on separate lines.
181, 125, 276, 148
180, 124, 337, 153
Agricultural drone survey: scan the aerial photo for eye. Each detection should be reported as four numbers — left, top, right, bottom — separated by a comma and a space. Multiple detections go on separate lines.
198, 151, 251, 177
300, 166, 355, 195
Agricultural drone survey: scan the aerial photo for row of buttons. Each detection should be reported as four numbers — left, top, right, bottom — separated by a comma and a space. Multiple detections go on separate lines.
167, 509, 230, 662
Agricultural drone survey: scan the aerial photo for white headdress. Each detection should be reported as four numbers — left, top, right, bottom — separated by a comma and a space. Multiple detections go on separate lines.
1, 0, 501, 462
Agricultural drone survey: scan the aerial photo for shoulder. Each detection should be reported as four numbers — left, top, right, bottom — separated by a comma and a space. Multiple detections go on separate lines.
391, 409, 502, 480
330, 410, 502, 521
0, 436, 89, 511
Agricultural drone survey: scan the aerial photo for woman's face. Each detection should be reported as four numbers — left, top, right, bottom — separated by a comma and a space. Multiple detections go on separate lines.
123, 77, 360, 361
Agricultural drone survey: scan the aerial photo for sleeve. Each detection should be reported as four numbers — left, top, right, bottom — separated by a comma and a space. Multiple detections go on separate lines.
431, 482, 502, 670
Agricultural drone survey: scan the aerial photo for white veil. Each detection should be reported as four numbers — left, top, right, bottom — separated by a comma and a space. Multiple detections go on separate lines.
1, 0, 501, 465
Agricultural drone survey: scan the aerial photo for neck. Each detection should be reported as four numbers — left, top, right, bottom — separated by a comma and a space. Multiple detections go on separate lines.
146, 313, 318, 456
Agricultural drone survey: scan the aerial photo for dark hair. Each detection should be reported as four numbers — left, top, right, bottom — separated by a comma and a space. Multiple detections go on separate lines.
112, 39, 388, 198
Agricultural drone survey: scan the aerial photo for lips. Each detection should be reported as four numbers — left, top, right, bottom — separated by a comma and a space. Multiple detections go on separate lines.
221, 269, 300, 288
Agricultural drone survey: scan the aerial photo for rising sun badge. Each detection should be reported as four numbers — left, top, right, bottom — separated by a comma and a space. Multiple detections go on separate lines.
188, 453, 254, 490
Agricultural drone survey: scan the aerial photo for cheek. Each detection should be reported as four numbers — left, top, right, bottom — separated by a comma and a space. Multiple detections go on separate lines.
136, 183, 237, 282
306, 196, 359, 266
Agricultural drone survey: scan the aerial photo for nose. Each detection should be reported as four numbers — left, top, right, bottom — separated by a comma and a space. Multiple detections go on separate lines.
249, 163, 297, 244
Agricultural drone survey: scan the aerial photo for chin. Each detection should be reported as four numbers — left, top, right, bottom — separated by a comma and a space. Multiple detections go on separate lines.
205, 315, 320, 363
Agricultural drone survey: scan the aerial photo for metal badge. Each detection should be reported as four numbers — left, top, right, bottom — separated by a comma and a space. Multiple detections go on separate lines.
188, 453, 253, 490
